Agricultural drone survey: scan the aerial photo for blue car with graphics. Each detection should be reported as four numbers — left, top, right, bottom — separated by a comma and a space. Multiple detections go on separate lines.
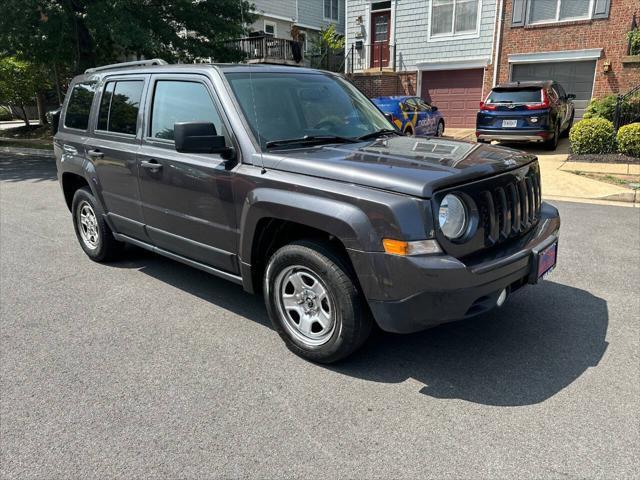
372, 95, 445, 137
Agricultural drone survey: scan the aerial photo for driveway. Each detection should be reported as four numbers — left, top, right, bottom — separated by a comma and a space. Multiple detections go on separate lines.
1, 154, 639, 478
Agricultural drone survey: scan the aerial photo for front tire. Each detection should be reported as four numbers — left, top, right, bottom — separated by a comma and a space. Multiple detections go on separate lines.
264, 240, 372, 363
72, 187, 123, 262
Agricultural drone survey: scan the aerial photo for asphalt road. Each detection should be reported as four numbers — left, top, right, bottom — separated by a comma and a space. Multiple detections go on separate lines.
1, 153, 639, 479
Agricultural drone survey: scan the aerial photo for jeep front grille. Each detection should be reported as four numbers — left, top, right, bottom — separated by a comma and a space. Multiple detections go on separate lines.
478, 167, 541, 247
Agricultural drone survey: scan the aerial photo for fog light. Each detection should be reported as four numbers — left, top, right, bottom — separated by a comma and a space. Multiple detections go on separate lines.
496, 289, 508, 307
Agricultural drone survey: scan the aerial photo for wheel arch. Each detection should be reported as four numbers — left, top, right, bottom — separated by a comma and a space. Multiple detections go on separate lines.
61, 172, 91, 211
239, 189, 376, 293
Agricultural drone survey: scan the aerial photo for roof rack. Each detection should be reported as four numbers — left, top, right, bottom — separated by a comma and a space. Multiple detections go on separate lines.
84, 58, 168, 74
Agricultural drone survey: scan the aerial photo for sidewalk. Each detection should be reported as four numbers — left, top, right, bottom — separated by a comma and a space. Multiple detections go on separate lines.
446, 130, 638, 204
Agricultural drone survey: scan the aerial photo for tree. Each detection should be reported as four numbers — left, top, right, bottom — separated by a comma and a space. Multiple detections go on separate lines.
0, 56, 50, 126
0, 0, 256, 75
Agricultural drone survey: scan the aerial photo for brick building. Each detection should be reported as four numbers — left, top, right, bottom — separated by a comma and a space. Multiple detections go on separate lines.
345, 0, 639, 126
486, 0, 640, 119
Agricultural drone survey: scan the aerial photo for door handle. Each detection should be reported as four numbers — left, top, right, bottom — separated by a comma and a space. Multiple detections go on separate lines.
87, 149, 104, 159
140, 159, 162, 170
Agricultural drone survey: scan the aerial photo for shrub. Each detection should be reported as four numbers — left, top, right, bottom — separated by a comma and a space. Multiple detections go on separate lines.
617, 123, 640, 157
0, 106, 12, 121
569, 118, 616, 154
629, 29, 640, 56
583, 93, 640, 123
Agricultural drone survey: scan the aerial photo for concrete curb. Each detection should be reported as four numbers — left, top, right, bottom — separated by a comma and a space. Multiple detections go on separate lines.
597, 190, 640, 203
0, 146, 55, 158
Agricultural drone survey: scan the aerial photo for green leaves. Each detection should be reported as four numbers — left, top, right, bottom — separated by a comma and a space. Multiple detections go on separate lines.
0, 0, 256, 76
617, 123, 640, 158
569, 118, 617, 155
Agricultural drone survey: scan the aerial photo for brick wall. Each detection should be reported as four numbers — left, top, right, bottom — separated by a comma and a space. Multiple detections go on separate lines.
350, 72, 418, 97
484, 0, 640, 99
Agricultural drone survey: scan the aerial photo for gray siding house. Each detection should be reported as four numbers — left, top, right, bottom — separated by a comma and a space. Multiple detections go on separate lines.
346, 0, 498, 127
250, 0, 345, 50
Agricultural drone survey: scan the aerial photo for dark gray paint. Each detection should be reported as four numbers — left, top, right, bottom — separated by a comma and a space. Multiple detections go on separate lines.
55, 63, 560, 333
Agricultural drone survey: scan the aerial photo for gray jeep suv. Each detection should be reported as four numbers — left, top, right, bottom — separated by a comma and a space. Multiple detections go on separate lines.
55, 60, 560, 363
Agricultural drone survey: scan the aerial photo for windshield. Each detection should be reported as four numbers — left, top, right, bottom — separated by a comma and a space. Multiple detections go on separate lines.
487, 88, 542, 104
225, 72, 392, 149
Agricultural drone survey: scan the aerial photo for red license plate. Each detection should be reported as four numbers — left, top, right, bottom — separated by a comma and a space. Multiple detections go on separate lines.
537, 242, 557, 279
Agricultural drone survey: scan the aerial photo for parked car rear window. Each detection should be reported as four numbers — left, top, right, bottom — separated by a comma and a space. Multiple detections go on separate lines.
64, 82, 96, 130
487, 88, 542, 104
97, 80, 144, 135
150, 81, 222, 141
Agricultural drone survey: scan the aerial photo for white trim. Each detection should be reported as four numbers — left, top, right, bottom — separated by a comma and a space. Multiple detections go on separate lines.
416, 57, 490, 71
508, 49, 603, 64
263, 20, 277, 37
492, 0, 504, 87
323, 0, 339, 22
252, 11, 295, 23
427, 0, 482, 43
294, 22, 321, 31
525, 0, 594, 26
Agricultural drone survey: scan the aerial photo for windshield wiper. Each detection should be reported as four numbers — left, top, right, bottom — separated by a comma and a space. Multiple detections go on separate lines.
265, 135, 358, 148
357, 129, 402, 141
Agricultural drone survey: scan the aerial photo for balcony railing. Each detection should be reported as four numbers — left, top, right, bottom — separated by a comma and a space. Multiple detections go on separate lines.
226, 36, 304, 65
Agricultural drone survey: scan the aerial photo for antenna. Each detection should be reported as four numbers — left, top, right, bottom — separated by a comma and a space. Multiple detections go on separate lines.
241, 3, 266, 174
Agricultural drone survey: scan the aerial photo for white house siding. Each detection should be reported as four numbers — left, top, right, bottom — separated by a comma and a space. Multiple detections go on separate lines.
346, 0, 496, 72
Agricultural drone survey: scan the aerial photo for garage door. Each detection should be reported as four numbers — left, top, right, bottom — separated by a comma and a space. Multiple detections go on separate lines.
511, 61, 597, 119
421, 69, 484, 128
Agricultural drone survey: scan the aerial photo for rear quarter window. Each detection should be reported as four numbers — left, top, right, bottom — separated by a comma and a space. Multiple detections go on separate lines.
96, 80, 144, 135
64, 82, 96, 130
487, 88, 542, 104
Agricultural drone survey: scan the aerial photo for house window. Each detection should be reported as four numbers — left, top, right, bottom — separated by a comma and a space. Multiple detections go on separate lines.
264, 21, 276, 37
324, 0, 339, 21
430, 0, 480, 37
528, 0, 593, 24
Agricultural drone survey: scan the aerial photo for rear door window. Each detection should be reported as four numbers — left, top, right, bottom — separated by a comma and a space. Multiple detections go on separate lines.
64, 82, 96, 130
96, 80, 144, 135
487, 88, 542, 104
149, 80, 223, 141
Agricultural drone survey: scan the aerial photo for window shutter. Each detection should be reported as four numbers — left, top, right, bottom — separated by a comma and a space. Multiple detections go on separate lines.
592, 0, 610, 19
512, 0, 527, 27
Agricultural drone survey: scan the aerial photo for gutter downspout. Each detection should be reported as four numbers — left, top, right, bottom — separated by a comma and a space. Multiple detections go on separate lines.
492, 0, 504, 87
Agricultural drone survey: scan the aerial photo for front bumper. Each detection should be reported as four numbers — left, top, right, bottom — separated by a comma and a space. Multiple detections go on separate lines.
348, 202, 561, 334
476, 129, 553, 143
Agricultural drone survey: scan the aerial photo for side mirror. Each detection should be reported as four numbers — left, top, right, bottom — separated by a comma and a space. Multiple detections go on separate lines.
174, 121, 233, 159
431, 105, 438, 112
567, 94, 576, 100
384, 112, 394, 123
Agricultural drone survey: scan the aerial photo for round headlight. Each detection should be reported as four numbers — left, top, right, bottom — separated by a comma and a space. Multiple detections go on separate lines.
438, 194, 468, 239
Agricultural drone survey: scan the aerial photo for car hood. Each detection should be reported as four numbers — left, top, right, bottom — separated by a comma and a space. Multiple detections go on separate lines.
258, 136, 537, 198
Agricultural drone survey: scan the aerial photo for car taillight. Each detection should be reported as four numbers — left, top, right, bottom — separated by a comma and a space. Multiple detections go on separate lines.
480, 101, 497, 111
525, 89, 550, 110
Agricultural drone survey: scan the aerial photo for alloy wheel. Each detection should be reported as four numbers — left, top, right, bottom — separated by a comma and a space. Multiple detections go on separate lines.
77, 201, 99, 250
274, 265, 336, 346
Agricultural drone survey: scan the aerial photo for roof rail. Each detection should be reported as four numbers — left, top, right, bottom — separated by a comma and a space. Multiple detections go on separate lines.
84, 58, 168, 74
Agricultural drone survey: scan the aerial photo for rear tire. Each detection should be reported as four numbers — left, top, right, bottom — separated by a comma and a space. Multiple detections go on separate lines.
544, 124, 560, 151
72, 187, 124, 262
264, 240, 372, 363
436, 120, 445, 137
562, 111, 575, 138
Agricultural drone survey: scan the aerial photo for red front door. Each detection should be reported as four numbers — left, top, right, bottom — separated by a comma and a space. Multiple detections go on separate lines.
371, 11, 390, 68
